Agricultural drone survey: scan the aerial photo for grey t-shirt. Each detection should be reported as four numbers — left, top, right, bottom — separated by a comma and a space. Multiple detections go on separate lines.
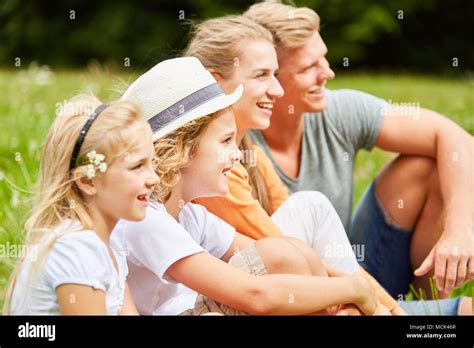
249, 89, 387, 231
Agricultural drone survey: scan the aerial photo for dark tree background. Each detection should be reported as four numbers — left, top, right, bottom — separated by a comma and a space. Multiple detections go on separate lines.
1, 0, 473, 74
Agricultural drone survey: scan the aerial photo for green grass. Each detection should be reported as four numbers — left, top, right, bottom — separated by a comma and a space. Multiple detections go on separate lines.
0, 65, 472, 310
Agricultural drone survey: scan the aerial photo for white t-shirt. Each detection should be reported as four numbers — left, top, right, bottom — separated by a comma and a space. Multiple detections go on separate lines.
10, 220, 128, 315
114, 201, 235, 315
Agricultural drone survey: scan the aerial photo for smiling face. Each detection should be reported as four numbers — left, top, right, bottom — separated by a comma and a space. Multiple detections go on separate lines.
275, 31, 335, 115
180, 108, 242, 199
217, 38, 284, 137
94, 133, 160, 223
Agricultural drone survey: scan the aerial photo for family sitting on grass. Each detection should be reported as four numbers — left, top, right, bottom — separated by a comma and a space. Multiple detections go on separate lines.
4, 1, 473, 316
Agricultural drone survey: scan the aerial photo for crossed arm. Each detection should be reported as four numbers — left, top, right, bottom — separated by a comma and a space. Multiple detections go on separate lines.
376, 106, 474, 292
166, 233, 377, 315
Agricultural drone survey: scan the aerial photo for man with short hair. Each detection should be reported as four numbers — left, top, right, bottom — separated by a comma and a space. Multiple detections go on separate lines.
244, 1, 473, 299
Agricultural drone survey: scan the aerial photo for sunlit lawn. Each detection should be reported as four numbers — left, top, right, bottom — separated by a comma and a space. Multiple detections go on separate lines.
0, 65, 472, 309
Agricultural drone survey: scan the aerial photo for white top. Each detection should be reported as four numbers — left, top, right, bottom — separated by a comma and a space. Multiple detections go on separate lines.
114, 201, 235, 315
10, 220, 128, 315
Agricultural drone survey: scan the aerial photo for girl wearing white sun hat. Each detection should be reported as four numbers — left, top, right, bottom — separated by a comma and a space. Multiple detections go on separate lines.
121, 56, 243, 141
115, 56, 379, 316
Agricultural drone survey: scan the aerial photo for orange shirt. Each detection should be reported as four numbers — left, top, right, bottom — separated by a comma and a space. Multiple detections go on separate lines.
195, 145, 399, 311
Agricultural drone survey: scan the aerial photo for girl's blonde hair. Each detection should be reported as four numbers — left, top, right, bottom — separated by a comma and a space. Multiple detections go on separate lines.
183, 15, 274, 214
3, 94, 150, 314
244, 0, 321, 49
152, 113, 218, 203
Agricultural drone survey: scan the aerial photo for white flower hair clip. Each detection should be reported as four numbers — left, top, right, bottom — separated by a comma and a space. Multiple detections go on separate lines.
84, 150, 107, 178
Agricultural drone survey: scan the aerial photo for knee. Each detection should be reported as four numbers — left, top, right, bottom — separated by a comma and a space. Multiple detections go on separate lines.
406, 155, 441, 196
377, 155, 440, 197
281, 237, 315, 260
255, 237, 311, 275
281, 237, 328, 276
397, 155, 437, 181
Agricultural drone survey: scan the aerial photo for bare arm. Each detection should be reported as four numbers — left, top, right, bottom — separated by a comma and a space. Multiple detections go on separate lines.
377, 107, 474, 291
166, 252, 377, 315
377, 107, 472, 220
220, 232, 255, 262
357, 266, 404, 313
324, 262, 408, 315
119, 282, 139, 315
57, 284, 106, 315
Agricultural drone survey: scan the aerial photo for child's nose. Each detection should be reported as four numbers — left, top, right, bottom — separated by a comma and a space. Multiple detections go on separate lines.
231, 147, 243, 162
148, 170, 160, 186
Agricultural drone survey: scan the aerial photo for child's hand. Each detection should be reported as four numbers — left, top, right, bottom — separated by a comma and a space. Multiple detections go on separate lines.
391, 305, 408, 315
350, 272, 377, 315
373, 300, 392, 315
336, 301, 392, 316
323, 262, 377, 315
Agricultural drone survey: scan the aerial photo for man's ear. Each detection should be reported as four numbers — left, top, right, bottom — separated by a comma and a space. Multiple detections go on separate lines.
72, 170, 96, 196
208, 69, 222, 82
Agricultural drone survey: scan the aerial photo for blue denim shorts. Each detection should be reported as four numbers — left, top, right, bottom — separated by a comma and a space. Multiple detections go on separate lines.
350, 181, 466, 315
349, 180, 413, 299
399, 298, 462, 315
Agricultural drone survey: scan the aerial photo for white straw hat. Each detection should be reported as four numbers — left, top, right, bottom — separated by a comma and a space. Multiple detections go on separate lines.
122, 57, 243, 140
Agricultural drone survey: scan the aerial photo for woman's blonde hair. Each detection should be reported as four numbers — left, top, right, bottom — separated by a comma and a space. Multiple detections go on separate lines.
244, 0, 320, 49
183, 15, 274, 214
3, 94, 150, 314
152, 113, 218, 203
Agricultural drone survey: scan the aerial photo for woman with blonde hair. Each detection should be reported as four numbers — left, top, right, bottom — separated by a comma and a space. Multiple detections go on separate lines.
4, 95, 159, 314
116, 56, 380, 316
182, 15, 398, 315
184, 14, 472, 315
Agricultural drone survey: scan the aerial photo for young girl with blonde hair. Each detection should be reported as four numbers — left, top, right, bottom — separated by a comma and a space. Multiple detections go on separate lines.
4, 95, 159, 315
116, 56, 379, 316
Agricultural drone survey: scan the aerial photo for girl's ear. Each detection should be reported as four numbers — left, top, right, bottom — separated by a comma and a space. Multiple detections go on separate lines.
208, 69, 222, 82
72, 170, 96, 196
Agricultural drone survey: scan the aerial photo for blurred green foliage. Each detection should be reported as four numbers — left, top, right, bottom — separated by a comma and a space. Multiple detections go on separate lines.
1, 0, 473, 73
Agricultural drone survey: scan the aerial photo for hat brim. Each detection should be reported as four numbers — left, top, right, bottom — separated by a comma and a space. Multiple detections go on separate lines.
151, 84, 243, 141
